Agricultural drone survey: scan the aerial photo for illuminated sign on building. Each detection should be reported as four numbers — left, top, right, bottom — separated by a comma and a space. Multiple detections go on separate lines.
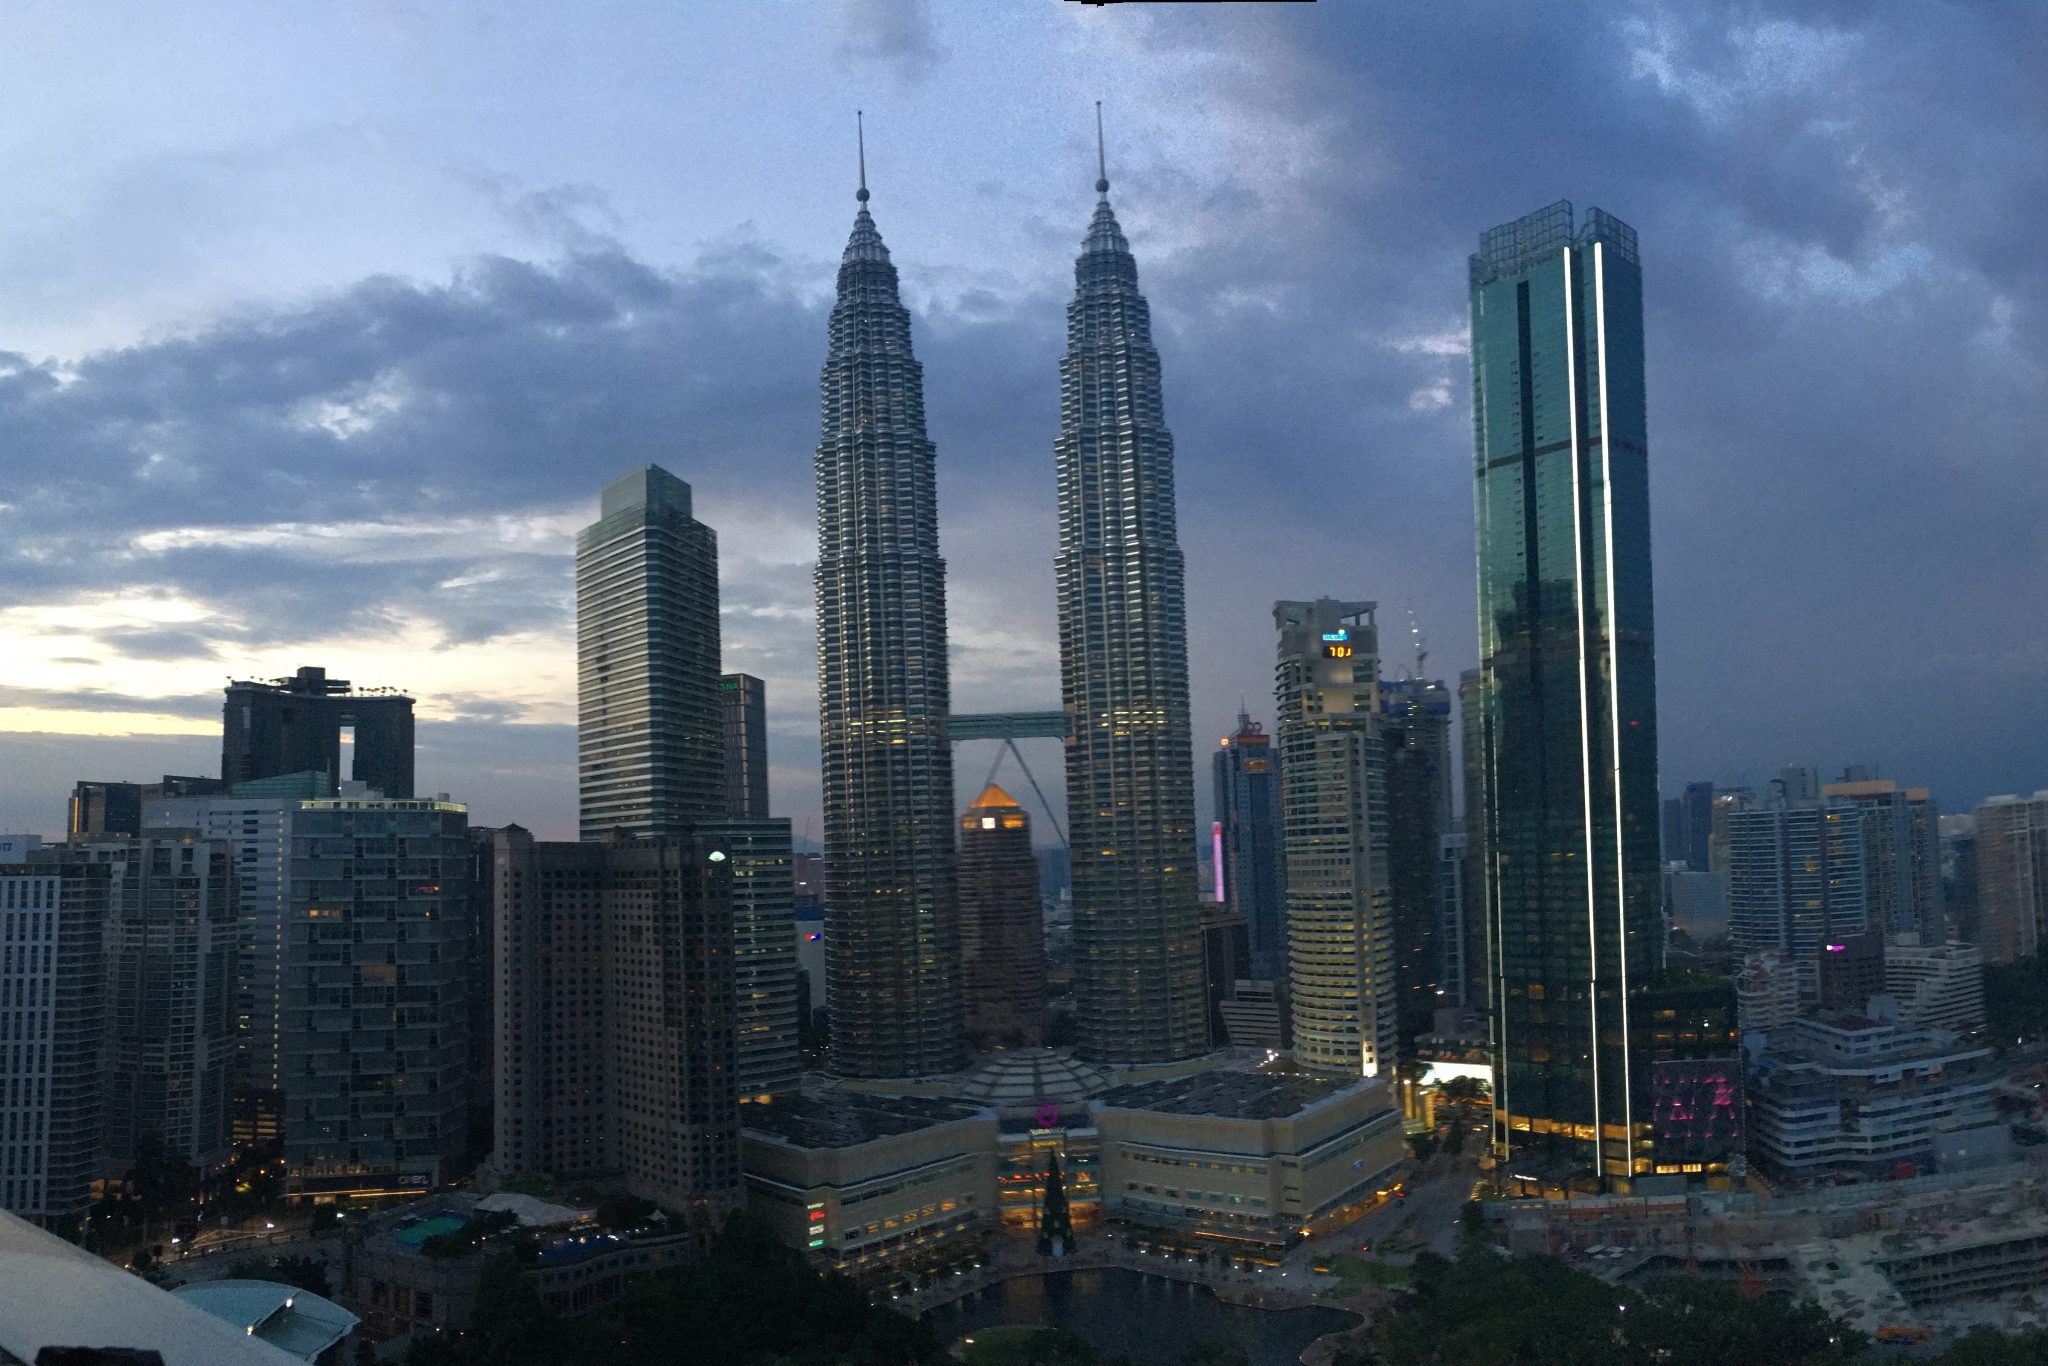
1320, 631, 1348, 642
1323, 645, 1354, 659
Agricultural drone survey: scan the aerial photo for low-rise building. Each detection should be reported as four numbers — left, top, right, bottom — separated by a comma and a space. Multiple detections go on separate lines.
1747, 1015, 1999, 1180
1093, 1071, 1405, 1250
740, 1092, 997, 1286
172, 1280, 359, 1363
1885, 937, 1986, 1035
340, 1192, 691, 1338
1735, 951, 1801, 1040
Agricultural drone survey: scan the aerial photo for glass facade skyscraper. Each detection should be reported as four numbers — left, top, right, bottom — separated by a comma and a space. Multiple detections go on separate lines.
576, 466, 724, 839
1056, 149, 1208, 1064
814, 169, 965, 1078
1212, 714, 1286, 980
1471, 201, 1661, 1188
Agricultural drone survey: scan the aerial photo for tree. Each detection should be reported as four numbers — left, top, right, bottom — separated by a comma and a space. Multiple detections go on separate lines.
1180, 1340, 1249, 1366
1628, 1276, 1861, 1365
1368, 1246, 1869, 1366
1937, 1329, 2048, 1364
127, 1132, 199, 1233
1038, 1152, 1074, 1257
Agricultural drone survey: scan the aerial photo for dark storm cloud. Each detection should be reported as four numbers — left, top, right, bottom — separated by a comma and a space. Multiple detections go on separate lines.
0, 685, 216, 719
1, 0, 2042, 839
837, 0, 946, 81
1105, 0, 2048, 812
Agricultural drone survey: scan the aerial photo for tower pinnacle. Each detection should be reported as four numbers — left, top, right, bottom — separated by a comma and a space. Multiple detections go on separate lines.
1094, 100, 1109, 196
857, 109, 869, 203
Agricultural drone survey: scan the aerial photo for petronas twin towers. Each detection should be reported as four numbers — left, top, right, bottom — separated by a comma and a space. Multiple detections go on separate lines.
816, 121, 1207, 1077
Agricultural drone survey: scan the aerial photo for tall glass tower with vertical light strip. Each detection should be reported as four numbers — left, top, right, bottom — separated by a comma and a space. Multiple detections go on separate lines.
1470, 201, 1661, 1191
814, 146, 966, 1078
1057, 120, 1208, 1064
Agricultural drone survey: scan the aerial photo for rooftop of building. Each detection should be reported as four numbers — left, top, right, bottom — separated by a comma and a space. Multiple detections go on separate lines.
171, 1281, 358, 1362
0, 1210, 306, 1366
743, 1091, 989, 1149
1094, 1068, 1361, 1121
968, 783, 1022, 810
958, 1049, 1113, 1108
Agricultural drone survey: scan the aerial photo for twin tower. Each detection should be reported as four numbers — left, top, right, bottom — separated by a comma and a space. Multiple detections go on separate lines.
818, 125, 1207, 1078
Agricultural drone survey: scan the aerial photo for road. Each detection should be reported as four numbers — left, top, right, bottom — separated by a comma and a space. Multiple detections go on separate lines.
1294, 1147, 1482, 1273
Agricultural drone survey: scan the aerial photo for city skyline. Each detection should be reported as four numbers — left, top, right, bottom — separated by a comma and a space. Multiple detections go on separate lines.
1, 4, 2044, 855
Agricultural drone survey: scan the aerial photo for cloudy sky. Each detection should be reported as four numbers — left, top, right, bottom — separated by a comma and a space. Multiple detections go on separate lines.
1, 0, 2042, 842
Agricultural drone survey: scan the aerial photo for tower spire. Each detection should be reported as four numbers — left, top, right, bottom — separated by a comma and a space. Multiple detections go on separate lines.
857, 110, 869, 204
1094, 100, 1109, 196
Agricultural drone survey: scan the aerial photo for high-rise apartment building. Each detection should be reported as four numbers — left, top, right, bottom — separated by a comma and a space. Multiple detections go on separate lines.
144, 775, 335, 1141
702, 818, 800, 1100
814, 162, 965, 1078
67, 833, 238, 1172
490, 830, 607, 1183
720, 673, 770, 822
1275, 599, 1396, 1079
1470, 201, 1660, 1187
1211, 714, 1286, 979
576, 466, 724, 840
223, 667, 414, 798
284, 797, 472, 1199
1823, 779, 1943, 942
957, 785, 1047, 1047
1728, 800, 1871, 972
0, 860, 107, 1223
1380, 677, 1452, 1044
490, 827, 742, 1222
1975, 792, 2048, 963
1056, 135, 1207, 1065
597, 835, 741, 1220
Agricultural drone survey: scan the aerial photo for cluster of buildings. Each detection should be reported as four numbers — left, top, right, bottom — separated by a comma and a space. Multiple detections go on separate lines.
1, 126, 2041, 1366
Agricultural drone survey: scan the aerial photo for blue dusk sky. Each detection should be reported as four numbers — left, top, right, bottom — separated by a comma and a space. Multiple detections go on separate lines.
0, 1, 2042, 840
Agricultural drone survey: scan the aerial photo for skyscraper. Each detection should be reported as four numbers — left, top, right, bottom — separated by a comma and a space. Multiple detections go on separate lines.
1380, 676, 1453, 1045
720, 673, 770, 821
814, 144, 965, 1078
1975, 792, 2048, 963
1471, 201, 1660, 1189
0, 859, 107, 1223
487, 826, 741, 1222
1822, 778, 1943, 942
577, 466, 724, 840
222, 667, 414, 798
145, 776, 333, 1145
66, 833, 238, 1172
284, 796, 472, 1199
1057, 119, 1207, 1064
1211, 714, 1286, 979
1661, 781, 1713, 871
702, 817, 800, 1100
958, 784, 1048, 1047
1728, 799, 1872, 972
1275, 599, 1396, 1079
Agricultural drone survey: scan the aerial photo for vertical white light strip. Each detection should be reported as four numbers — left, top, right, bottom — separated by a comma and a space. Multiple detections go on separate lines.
1564, 246, 1603, 1169
1595, 241, 1635, 1170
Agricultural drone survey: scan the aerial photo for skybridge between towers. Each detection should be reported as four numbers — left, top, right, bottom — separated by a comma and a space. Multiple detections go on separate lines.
947, 711, 1068, 847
